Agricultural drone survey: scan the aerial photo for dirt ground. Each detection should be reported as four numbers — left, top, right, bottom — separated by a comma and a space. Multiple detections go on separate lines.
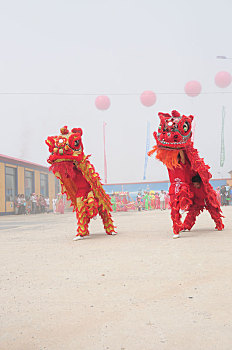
0, 207, 232, 350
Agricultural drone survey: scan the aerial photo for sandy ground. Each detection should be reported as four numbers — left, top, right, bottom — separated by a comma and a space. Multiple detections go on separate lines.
0, 207, 232, 350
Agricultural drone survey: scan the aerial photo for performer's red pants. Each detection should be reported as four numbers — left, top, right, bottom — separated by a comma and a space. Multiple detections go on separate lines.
183, 204, 224, 231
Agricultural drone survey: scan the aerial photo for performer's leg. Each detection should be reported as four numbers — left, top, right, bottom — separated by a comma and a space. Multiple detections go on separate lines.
170, 196, 182, 236
75, 198, 90, 238
170, 184, 194, 237
206, 205, 224, 230
171, 207, 182, 235
182, 206, 203, 231
86, 191, 98, 218
98, 206, 117, 235
76, 215, 90, 237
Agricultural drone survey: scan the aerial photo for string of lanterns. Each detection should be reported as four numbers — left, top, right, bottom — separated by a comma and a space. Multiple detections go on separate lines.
95, 71, 232, 110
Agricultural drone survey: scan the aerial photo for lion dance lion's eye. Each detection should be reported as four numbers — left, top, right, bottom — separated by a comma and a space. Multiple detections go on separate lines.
68, 134, 82, 150
183, 122, 189, 132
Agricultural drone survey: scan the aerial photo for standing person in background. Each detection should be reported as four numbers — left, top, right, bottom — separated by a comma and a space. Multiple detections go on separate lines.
31, 193, 37, 214
137, 192, 142, 211
229, 186, 232, 206
144, 191, 149, 210
18, 194, 23, 214
155, 192, 160, 209
36, 195, 40, 213
25, 196, 32, 214
150, 192, 156, 209
57, 194, 65, 214
216, 187, 221, 204
45, 197, 50, 213
160, 190, 165, 210
226, 189, 231, 206
14, 195, 20, 215
52, 197, 57, 213
40, 195, 46, 213
220, 185, 226, 206
17, 195, 22, 214
165, 192, 170, 209
111, 194, 117, 212
148, 192, 152, 210
20, 194, 26, 214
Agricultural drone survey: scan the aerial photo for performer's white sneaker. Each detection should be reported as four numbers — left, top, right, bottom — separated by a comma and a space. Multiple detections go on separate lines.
73, 235, 84, 241
110, 232, 117, 235
173, 234, 180, 239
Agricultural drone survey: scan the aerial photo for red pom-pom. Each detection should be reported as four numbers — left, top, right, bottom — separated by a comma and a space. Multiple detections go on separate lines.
60, 126, 69, 135
71, 128, 83, 136
171, 110, 181, 118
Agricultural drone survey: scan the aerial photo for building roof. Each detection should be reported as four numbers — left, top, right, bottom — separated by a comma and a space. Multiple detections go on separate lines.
0, 154, 49, 172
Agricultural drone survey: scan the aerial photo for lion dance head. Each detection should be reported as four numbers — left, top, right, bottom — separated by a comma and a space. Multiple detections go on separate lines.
45, 126, 84, 164
149, 110, 194, 169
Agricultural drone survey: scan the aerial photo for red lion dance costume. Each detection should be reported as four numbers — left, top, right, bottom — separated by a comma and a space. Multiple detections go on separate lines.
148, 110, 224, 238
45, 126, 116, 240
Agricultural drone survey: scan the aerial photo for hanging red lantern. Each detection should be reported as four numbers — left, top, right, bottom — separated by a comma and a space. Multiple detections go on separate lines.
95, 95, 111, 110
184, 81, 202, 97
140, 90, 157, 107
215, 71, 232, 88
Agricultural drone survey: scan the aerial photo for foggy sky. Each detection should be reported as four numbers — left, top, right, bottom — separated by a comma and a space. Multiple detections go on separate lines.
1, 0, 232, 183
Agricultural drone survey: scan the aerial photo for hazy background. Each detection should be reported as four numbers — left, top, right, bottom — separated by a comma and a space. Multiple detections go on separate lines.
0, 0, 232, 183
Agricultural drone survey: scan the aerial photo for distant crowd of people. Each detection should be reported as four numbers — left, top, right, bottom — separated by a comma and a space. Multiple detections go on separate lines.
111, 185, 232, 214
14, 193, 66, 215
110, 190, 171, 212
14, 194, 50, 215
217, 185, 232, 206
136, 190, 170, 211
13, 185, 232, 216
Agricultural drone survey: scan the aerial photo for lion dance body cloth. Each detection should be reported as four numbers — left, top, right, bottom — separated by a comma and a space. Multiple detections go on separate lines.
148, 110, 224, 237
45, 126, 116, 239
